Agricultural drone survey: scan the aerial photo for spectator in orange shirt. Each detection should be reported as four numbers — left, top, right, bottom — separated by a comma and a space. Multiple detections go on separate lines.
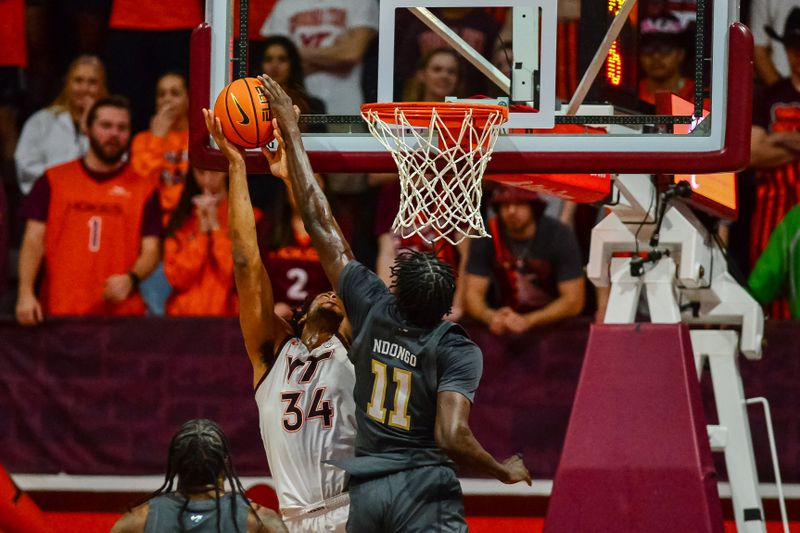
15, 96, 161, 325
162, 167, 238, 317
131, 72, 190, 222
106, 0, 202, 131
129, 72, 190, 316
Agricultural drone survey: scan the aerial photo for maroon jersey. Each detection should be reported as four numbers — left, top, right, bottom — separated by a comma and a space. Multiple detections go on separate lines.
262, 235, 331, 309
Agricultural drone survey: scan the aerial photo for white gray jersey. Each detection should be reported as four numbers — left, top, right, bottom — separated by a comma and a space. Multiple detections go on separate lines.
255, 334, 356, 514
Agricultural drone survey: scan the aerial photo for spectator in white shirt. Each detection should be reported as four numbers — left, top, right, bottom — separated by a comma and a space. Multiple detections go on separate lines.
15, 55, 107, 194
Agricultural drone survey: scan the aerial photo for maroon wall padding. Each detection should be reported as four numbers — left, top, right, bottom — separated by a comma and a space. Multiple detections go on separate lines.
1, 318, 799, 482
544, 324, 724, 533
0, 464, 50, 533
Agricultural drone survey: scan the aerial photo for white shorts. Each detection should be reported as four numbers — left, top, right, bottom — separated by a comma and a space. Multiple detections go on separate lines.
282, 493, 349, 533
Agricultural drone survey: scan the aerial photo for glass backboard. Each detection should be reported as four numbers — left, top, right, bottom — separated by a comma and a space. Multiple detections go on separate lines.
189, 0, 752, 176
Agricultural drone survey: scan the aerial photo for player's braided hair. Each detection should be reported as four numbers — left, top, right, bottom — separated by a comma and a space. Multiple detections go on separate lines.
390, 249, 455, 327
148, 419, 261, 533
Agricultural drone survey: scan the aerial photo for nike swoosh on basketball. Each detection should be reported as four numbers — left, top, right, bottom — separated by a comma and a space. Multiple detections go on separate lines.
230, 94, 250, 125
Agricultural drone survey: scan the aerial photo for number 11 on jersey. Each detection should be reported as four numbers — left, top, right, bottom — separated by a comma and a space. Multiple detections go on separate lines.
367, 359, 412, 430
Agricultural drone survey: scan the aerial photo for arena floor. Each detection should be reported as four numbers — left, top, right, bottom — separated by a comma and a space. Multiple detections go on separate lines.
38, 513, 797, 532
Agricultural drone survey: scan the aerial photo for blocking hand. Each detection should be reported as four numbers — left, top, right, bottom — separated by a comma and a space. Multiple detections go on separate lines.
261, 104, 301, 182
257, 75, 296, 126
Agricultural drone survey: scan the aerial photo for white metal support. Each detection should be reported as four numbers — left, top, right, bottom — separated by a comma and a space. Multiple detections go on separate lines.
745, 398, 791, 533
603, 257, 643, 323
691, 330, 764, 533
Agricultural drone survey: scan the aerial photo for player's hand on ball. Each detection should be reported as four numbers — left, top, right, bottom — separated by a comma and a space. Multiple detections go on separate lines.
202, 108, 245, 164
261, 104, 301, 181
502, 453, 532, 486
262, 117, 289, 180
257, 75, 296, 127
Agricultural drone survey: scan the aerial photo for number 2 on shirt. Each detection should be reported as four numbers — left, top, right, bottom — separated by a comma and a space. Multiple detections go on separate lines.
367, 360, 411, 430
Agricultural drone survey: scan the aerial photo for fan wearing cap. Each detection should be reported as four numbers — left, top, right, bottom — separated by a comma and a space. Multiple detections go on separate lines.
464, 184, 585, 335
751, 0, 800, 85
638, 13, 695, 106
749, 7, 800, 319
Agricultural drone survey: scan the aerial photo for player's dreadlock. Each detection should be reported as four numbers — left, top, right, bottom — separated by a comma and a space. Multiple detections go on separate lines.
390, 249, 455, 327
147, 419, 261, 533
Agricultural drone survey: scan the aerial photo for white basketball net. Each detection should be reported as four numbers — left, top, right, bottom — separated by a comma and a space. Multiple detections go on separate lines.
362, 105, 506, 245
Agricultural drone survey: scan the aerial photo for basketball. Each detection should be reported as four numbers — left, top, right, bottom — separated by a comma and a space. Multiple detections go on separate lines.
213, 77, 274, 149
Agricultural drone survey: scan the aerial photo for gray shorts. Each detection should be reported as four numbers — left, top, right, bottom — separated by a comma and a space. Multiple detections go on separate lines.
346, 465, 467, 533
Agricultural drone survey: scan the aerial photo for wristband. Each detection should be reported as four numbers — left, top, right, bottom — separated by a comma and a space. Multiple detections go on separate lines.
128, 271, 141, 291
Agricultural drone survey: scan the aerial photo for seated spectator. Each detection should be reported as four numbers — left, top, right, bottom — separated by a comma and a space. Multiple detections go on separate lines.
258, 35, 326, 118
162, 168, 241, 317
637, 14, 694, 106
130, 72, 190, 223
260, 179, 330, 319
374, 179, 468, 321
748, 204, 800, 319
15, 55, 107, 195
751, 0, 800, 85
15, 96, 160, 325
464, 184, 585, 334
402, 47, 463, 102
749, 10, 800, 318
110, 419, 287, 533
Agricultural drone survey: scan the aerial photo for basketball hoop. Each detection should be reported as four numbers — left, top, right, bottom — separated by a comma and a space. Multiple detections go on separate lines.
361, 102, 508, 245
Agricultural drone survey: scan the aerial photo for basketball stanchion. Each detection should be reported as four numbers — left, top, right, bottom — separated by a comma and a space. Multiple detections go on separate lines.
361, 102, 508, 245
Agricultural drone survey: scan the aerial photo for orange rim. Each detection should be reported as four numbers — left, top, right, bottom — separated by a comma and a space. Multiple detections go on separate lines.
361, 101, 509, 130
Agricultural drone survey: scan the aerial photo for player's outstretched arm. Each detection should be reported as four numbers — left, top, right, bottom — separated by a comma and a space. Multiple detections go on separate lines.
258, 75, 354, 289
435, 391, 532, 486
203, 109, 291, 387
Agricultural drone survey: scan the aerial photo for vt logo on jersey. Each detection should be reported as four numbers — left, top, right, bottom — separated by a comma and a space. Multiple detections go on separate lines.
230, 94, 250, 125
286, 350, 333, 384
189, 514, 205, 523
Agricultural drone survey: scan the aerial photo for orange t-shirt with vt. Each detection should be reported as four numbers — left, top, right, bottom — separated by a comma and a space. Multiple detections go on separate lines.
42, 161, 156, 316
131, 129, 189, 223
110, 0, 203, 30
163, 199, 250, 316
